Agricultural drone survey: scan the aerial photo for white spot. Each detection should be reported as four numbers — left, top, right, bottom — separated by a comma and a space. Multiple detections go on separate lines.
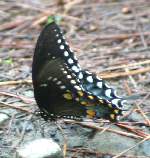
69, 48, 73, 52
48, 53, 50, 56
121, 100, 127, 105
60, 85, 66, 89
105, 89, 112, 98
121, 111, 127, 116
85, 71, 92, 74
60, 45, 64, 50
105, 83, 110, 88
70, 116, 74, 119
98, 96, 102, 100
48, 76, 52, 80
106, 99, 111, 104
87, 91, 92, 95
63, 71, 67, 74
40, 84, 47, 87
64, 51, 69, 57
74, 85, 81, 90
65, 41, 69, 45
61, 67, 65, 70
97, 82, 103, 88
56, 34, 59, 37
72, 65, 80, 73
74, 55, 78, 61
68, 58, 74, 64
52, 78, 57, 82
121, 100, 128, 109
67, 75, 71, 79
78, 72, 83, 79
56, 81, 62, 85
54, 29, 57, 32
62, 36, 65, 39
114, 90, 121, 98
112, 99, 120, 107
76, 78, 80, 83
96, 76, 102, 80
52, 56, 56, 59
70, 80, 76, 84
77, 64, 81, 70
86, 76, 93, 83
57, 39, 61, 44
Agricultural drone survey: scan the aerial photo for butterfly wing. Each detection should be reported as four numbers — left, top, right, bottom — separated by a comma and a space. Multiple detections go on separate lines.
32, 22, 126, 121
80, 70, 126, 108
32, 22, 87, 119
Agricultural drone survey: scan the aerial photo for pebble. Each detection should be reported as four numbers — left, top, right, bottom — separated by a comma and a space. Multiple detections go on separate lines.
0, 113, 9, 125
16, 138, 63, 158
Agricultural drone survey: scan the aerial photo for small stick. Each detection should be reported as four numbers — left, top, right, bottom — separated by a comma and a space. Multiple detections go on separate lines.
104, 60, 150, 71
64, 120, 143, 139
99, 67, 150, 79
0, 80, 32, 86
0, 91, 34, 104
136, 93, 150, 126
0, 101, 32, 114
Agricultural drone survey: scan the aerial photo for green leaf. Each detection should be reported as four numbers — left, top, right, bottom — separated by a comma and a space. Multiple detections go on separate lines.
47, 16, 54, 24
47, 15, 63, 25
3, 58, 13, 65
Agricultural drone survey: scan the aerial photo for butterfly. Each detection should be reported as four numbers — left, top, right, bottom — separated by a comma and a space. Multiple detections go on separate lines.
32, 21, 127, 122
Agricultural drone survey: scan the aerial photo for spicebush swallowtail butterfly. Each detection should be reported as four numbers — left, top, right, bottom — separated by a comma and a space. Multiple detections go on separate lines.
32, 21, 127, 122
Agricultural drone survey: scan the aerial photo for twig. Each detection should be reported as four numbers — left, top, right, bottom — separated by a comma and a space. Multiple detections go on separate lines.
125, 68, 138, 89
132, 5, 148, 48
0, 91, 34, 104
116, 123, 149, 138
0, 19, 28, 31
64, 120, 143, 139
64, 0, 83, 13
56, 123, 67, 158
0, 80, 32, 86
0, 101, 32, 114
104, 60, 150, 71
136, 93, 150, 126
92, 31, 150, 41
99, 67, 150, 79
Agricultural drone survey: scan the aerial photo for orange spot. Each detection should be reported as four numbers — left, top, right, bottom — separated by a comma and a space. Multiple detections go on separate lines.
110, 114, 115, 120
75, 97, 80, 101
78, 91, 84, 97
87, 110, 96, 117
99, 99, 104, 104
108, 103, 112, 108
114, 109, 119, 114
80, 101, 87, 105
88, 95, 94, 100
63, 93, 72, 100
87, 115, 93, 119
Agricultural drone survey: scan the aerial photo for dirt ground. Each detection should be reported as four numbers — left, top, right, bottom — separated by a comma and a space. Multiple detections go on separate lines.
0, 0, 150, 158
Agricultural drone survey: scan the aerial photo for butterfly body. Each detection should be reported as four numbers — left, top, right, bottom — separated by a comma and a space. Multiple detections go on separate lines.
32, 22, 126, 121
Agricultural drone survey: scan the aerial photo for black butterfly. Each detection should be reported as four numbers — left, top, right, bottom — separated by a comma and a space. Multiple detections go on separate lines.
32, 21, 127, 121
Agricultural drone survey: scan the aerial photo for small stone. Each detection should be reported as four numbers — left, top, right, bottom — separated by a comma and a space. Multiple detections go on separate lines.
16, 138, 63, 158
0, 113, 9, 124
122, 7, 131, 14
